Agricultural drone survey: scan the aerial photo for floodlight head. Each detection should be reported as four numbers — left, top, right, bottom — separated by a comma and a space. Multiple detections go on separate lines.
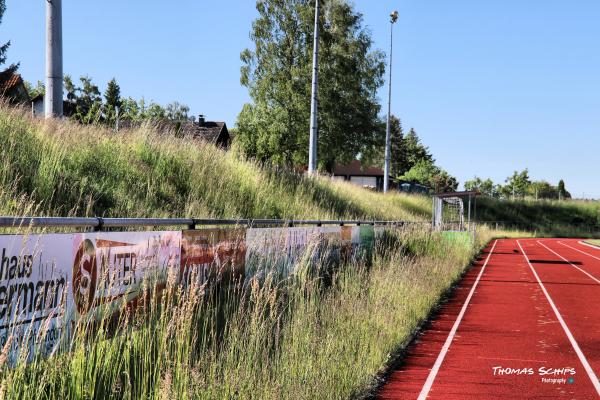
390, 11, 399, 24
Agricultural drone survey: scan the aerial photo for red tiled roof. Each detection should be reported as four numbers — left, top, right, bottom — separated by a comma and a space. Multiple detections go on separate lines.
333, 160, 384, 177
0, 72, 23, 94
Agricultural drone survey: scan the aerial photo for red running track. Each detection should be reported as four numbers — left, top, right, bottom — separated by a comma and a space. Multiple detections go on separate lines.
378, 238, 600, 399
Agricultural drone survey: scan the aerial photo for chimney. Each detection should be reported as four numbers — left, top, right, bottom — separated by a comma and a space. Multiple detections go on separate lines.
198, 115, 205, 127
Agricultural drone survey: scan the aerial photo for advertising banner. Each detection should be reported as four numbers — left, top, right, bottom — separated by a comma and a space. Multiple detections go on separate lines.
245, 227, 342, 280
0, 231, 181, 365
72, 231, 181, 321
0, 224, 378, 365
180, 229, 246, 288
0, 233, 73, 364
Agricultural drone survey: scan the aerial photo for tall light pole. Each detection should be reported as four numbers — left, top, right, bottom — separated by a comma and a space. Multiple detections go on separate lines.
45, 0, 63, 118
383, 11, 398, 192
308, 0, 320, 174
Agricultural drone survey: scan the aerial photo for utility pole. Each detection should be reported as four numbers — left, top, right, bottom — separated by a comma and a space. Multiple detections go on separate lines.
45, 0, 63, 118
383, 11, 399, 193
308, 0, 320, 174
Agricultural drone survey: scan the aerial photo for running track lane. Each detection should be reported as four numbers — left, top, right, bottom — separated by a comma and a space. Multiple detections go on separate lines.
378, 238, 600, 399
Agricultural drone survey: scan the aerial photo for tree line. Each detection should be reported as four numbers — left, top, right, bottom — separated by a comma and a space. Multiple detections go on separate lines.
26, 76, 193, 126
465, 170, 571, 200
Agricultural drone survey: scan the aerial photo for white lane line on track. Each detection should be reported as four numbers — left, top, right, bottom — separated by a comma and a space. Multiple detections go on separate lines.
561, 241, 600, 261
517, 240, 600, 396
578, 241, 600, 252
416, 240, 498, 400
537, 240, 600, 285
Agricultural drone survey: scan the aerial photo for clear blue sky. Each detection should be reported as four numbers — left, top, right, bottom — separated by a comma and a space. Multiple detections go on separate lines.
2, 1, 599, 198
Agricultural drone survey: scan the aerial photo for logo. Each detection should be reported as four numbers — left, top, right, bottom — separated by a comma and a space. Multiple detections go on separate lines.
72, 239, 98, 314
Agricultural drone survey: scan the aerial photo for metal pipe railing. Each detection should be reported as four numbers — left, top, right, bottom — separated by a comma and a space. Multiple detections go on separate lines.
0, 216, 429, 231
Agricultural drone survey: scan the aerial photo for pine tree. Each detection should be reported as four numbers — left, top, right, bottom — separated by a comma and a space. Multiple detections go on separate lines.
104, 78, 122, 124
0, 0, 19, 81
404, 128, 434, 170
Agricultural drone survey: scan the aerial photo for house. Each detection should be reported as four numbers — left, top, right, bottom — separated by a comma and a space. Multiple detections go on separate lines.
332, 160, 387, 190
31, 94, 44, 117
0, 70, 29, 105
187, 115, 231, 148
332, 159, 432, 193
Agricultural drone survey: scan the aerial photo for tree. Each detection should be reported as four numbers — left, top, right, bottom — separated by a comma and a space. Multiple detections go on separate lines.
0, 0, 18, 80
464, 177, 496, 197
65, 75, 103, 124
557, 179, 571, 200
165, 101, 190, 121
362, 115, 408, 177
24, 80, 45, 98
404, 128, 434, 169
237, 0, 385, 170
400, 159, 458, 193
504, 169, 531, 199
104, 78, 122, 124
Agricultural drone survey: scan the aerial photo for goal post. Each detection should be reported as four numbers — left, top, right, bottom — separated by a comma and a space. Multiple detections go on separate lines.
432, 191, 479, 232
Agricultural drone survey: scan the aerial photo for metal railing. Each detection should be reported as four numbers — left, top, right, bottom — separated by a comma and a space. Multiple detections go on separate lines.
0, 217, 427, 231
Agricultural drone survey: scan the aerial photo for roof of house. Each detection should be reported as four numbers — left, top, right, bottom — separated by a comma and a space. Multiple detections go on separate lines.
190, 121, 227, 143
0, 71, 28, 100
333, 160, 385, 177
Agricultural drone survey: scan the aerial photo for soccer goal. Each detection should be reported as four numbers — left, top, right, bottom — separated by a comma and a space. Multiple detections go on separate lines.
432, 191, 478, 232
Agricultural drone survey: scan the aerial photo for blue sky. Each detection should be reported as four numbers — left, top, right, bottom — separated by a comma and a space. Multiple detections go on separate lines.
2, 1, 599, 198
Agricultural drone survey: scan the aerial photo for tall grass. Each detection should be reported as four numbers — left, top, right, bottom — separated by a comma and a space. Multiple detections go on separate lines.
477, 197, 600, 237
0, 226, 511, 400
0, 105, 430, 222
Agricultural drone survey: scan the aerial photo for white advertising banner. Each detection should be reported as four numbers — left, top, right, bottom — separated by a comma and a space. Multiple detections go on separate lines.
0, 233, 73, 364
0, 231, 181, 365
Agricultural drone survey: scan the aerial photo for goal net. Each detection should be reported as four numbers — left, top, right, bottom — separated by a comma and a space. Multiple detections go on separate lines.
433, 195, 465, 231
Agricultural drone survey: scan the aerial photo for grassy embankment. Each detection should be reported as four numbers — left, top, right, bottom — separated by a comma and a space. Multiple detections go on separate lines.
477, 197, 600, 238
0, 105, 524, 399
0, 106, 430, 223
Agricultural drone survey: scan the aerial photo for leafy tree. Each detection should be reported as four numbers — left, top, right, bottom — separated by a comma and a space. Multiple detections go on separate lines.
400, 159, 458, 193
504, 169, 531, 198
464, 177, 496, 197
0, 0, 18, 80
65, 75, 103, 124
237, 0, 385, 170
24, 80, 45, 98
165, 101, 190, 121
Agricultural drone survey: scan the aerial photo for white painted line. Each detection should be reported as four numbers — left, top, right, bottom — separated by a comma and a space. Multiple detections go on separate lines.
517, 240, 600, 395
578, 240, 600, 252
537, 240, 600, 285
560, 241, 600, 262
416, 240, 498, 400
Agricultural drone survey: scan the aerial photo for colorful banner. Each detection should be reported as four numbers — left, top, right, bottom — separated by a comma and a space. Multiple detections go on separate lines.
180, 229, 246, 288
0, 225, 382, 364
0, 233, 73, 363
72, 231, 181, 320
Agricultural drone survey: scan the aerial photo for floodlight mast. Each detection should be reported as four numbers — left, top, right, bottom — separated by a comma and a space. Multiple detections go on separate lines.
308, 0, 320, 174
383, 11, 398, 193
45, 0, 63, 118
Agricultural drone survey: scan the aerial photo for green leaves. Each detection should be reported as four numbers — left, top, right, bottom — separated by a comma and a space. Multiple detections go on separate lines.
237, 0, 385, 171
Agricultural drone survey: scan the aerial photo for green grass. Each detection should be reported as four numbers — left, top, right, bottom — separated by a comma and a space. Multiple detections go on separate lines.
476, 197, 600, 238
0, 105, 430, 223
584, 240, 600, 247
